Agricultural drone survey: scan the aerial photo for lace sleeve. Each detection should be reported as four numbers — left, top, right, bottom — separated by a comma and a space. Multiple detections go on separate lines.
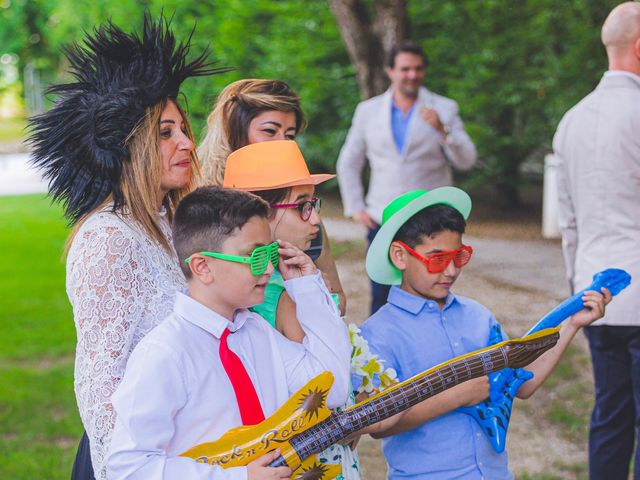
66, 212, 183, 480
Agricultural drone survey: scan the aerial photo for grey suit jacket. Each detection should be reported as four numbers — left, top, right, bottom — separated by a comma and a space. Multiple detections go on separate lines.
553, 72, 640, 326
337, 87, 477, 224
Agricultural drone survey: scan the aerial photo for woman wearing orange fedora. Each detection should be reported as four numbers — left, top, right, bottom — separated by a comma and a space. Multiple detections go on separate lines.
223, 140, 363, 479
224, 140, 335, 340
197, 79, 346, 314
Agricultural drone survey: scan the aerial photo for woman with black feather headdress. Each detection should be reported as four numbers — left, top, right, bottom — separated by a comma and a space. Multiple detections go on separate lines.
28, 14, 227, 480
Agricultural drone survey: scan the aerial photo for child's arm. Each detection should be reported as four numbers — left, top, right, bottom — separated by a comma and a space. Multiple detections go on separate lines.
275, 292, 305, 343
369, 376, 490, 438
273, 240, 322, 343
274, 242, 351, 409
275, 262, 344, 344
517, 288, 610, 399
313, 222, 348, 315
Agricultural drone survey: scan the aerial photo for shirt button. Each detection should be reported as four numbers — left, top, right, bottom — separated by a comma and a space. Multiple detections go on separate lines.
479, 462, 484, 467
476, 433, 481, 438
428, 302, 434, 308
454, 342, 459, 347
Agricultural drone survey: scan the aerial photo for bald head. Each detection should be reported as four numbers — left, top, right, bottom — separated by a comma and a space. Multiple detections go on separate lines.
602, 2, 640, 46
601, 2, 640, 72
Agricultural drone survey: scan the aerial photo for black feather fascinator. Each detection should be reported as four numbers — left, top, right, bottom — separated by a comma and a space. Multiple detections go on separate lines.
28, 13, 228, 224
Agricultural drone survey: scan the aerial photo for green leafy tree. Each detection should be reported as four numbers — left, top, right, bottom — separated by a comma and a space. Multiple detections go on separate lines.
1, 0, 623, 202
410, 0, 618, 205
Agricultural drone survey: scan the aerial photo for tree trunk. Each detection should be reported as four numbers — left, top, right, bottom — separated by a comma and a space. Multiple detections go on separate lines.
494, 147, 523, 209
329, 0, 409, 99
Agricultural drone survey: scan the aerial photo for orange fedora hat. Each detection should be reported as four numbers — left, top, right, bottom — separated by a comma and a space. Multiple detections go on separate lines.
223, 140, 335, 191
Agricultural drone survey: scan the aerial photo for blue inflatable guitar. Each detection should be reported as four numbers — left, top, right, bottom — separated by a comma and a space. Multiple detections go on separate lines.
459, 268, 631, 453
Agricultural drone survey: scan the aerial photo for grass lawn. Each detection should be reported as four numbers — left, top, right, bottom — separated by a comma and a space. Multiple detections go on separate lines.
0, 194, 82, 479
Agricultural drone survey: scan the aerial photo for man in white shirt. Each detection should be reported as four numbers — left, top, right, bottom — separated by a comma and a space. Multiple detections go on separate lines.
553, 3, 640, 478
336, 41, 477, 314
107, 187, 350, 479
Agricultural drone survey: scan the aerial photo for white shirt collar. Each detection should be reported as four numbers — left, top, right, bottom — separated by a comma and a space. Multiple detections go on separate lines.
604, 70, 640, 85
172, 290, 249, 338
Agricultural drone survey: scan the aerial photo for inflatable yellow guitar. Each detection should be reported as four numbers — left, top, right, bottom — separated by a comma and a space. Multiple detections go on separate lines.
181, 328, 559, 479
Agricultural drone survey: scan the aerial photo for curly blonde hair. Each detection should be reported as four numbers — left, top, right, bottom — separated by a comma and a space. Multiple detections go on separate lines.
198, 79, 306, 186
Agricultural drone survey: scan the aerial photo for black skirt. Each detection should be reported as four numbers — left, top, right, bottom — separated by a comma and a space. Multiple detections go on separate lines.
71, 431, 96, 480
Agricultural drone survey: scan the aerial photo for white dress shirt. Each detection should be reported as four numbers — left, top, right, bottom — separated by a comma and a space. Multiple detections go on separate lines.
107, 272, 351, 479
337, 87, 477, 224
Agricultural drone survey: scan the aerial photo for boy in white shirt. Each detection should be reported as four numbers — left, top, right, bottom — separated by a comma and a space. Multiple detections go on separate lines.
107, 187, 351, 479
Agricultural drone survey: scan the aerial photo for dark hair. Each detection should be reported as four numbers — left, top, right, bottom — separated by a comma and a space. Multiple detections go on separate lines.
387, 40, 429, 69
250, 187, 291, 218
173, 186, 269, 277
393, 204, 466, 248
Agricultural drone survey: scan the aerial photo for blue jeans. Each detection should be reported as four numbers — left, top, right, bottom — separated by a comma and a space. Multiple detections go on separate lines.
584, 325, 640, 480
367, 225, 391, 315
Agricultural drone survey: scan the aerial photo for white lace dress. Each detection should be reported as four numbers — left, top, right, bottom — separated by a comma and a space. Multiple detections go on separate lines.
66, 208, 185, 480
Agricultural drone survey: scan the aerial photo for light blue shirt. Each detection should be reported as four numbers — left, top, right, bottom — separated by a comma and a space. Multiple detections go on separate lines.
357, 286, 512, 480
391, 102, 416, 154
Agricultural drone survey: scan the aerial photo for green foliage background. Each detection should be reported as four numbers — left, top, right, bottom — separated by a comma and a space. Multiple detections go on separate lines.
0, 0, 620, 201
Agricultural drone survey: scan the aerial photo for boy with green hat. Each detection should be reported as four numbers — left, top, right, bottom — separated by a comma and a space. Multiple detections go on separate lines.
356, 187, 610, 479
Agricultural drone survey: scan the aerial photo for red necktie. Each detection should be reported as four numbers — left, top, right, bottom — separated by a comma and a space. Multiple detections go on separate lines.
219, 328, 265, 425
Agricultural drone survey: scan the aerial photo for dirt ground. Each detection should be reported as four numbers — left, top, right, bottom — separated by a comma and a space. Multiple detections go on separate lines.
322, 187, 596, 479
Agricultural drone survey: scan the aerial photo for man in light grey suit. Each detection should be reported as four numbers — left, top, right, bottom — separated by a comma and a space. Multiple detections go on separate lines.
553, 3, 640, 478
337, 41, 477, 314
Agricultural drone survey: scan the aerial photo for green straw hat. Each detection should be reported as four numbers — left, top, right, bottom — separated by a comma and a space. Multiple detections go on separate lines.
366, 187, 472, 285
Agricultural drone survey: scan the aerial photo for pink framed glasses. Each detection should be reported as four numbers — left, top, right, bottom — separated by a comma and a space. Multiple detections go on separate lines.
270, 197, 321, 222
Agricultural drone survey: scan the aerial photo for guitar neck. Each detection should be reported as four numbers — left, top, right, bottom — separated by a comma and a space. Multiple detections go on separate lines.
289, 344, 511, 459
349, 350, 505, 430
